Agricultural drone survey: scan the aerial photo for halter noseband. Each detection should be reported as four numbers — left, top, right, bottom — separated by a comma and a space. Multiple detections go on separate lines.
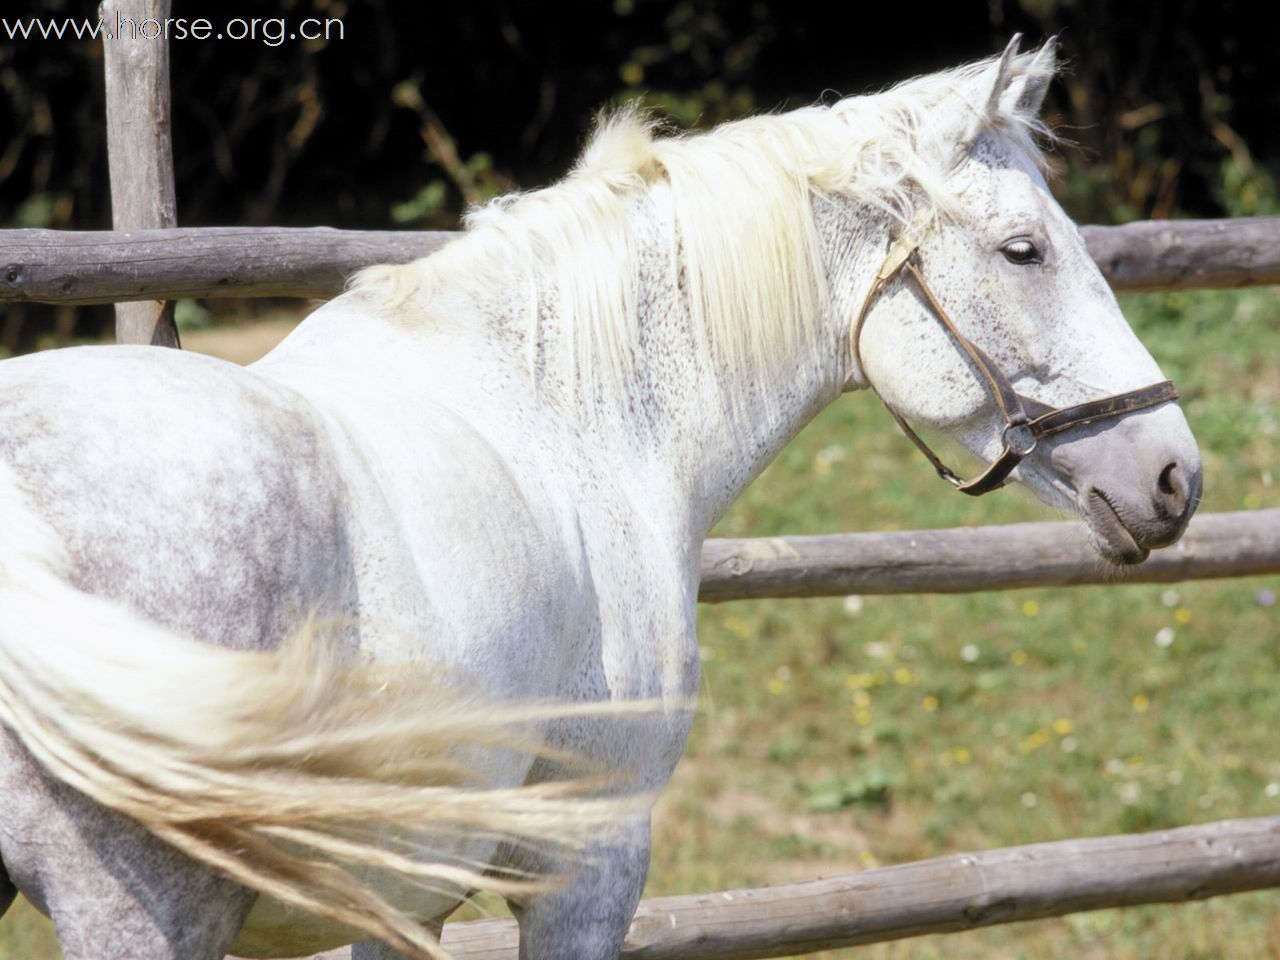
851, 231, 1179, 497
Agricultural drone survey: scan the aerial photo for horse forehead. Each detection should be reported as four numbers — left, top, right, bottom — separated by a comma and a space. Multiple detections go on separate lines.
954, 141, 1050, 212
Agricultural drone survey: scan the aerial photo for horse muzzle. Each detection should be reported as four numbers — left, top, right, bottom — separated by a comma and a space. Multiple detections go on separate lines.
1068, 422, 1203, 565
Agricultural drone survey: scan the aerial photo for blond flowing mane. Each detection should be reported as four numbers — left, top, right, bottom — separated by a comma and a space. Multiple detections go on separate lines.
354, 46, 1056, 408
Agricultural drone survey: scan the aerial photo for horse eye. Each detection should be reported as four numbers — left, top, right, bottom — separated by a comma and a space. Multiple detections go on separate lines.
1001, 238, 1041, 265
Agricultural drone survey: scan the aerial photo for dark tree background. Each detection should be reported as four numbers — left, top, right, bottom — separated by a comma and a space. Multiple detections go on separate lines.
2, 0, 1278, 348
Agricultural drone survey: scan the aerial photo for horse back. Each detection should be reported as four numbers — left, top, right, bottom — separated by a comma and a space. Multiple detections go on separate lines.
0, 344, 359, 651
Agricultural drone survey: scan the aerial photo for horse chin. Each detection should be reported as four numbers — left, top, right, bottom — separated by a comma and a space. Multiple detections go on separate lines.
1081, 488, 1150, 566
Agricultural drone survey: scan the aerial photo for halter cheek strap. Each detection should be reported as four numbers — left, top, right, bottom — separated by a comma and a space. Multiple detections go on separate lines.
851, 233, 1179, 497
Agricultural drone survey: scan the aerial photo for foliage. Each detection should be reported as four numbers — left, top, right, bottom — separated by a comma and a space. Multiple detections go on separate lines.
4, 1, 1279, 232
3, 1, 1280, 347
173, 299, 214, 333
1216, 157, 1280, 219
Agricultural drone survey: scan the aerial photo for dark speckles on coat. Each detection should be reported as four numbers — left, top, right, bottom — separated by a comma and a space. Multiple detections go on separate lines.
0, 346, 359, 652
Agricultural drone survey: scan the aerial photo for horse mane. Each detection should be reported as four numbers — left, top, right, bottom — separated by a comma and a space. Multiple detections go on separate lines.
353, 45, 1056, 408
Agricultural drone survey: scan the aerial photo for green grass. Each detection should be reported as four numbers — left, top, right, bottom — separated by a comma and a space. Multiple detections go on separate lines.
3, 287, 1278, 957
650, 286, 1280, 958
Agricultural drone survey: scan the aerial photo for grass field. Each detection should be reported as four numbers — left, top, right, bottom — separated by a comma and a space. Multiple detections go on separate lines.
2, 286, 1277, 958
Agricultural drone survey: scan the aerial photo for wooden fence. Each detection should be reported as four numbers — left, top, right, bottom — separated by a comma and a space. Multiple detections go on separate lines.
15, 6, 1280, 957
6, 216, 1280, 307
700, 508, 1280, 601
434, 817, 1280, 959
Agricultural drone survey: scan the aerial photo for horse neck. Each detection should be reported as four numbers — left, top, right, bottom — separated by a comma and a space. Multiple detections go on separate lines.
549, 187, 876, 540
451, 186, 885, 542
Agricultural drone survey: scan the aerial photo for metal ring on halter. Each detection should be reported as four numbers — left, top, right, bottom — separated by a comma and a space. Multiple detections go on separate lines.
1002, 421, 1038, 459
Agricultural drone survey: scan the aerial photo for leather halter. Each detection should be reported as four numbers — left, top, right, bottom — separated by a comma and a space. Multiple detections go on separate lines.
851, 232, 1179, 497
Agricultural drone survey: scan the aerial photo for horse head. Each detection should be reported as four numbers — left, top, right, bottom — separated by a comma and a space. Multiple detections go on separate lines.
839, 38, 1201, 563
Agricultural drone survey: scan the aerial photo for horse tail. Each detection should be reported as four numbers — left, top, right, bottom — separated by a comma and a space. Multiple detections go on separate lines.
0, 463, 626, 959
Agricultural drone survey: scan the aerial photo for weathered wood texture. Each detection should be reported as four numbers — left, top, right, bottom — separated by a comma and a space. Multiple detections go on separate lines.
292, 816, 1280, 960
101, 0, 180, 346
699, 509, 1280, 602
1084, 216, 1280, 291
4, 218, 1278, 306
0, 228, 452, 306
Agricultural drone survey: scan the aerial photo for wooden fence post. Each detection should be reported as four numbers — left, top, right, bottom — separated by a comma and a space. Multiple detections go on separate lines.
100, 0, 180, 347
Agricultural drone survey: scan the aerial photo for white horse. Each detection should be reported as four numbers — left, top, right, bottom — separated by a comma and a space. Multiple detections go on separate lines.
0, 37, 1199, 960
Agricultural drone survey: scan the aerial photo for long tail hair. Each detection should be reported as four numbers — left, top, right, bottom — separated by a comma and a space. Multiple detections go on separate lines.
0, 463, 632, 958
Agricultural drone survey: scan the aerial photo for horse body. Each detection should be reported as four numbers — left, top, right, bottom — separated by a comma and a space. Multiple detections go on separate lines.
244, 291, 708, 953
0, 282, 710, 956
0, 38, 1201, 960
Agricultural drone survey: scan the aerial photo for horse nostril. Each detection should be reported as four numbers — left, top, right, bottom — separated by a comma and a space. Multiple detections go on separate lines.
1155, 461, 1190, 520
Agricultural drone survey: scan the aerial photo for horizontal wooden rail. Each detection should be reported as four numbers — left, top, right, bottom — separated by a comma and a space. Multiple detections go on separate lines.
297, 816, 1280, 960
0, 227, 451, 305
5, 218, 1280, 305
1083, 216, 1280, 292
698, 509, 1280, 601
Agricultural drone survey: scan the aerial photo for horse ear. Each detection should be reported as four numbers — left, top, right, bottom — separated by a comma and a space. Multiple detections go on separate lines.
954, 35, 1057, 162
957, 35, 1022, 154
982, 35, 1022, 121
1000, 36, 1057, 119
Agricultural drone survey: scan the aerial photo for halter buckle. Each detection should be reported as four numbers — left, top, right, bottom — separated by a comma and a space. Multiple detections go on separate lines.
877, 234, 919, 281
